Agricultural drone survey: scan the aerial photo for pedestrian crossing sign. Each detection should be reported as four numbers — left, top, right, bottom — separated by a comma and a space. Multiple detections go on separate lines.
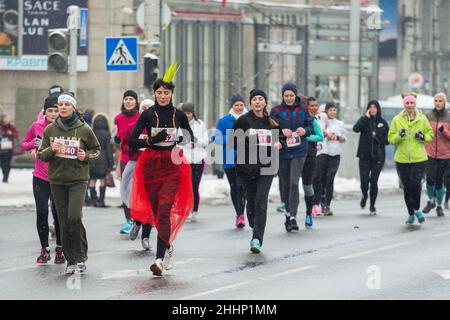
105, 37, 139, 72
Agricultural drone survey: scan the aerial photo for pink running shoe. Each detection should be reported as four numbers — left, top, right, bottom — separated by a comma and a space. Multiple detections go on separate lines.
312, 205, 321, 217
236, 214, 246, 228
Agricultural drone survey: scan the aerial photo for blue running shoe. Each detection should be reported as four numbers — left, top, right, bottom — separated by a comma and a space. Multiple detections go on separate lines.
277, 203, 286, 213
250, 239, 262, 254
120, 219, 132, 234
405, 215, 415, 225
305, 215, 313, 229
415, 211, 425, 224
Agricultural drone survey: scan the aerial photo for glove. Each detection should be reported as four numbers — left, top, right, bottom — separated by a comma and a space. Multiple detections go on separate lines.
415, 131, 425, 141
439, 126, 444, 133
149, 130, 168, 144
399, 128, 406, 138
34, 137, 42, 149
114, 136, 121, 144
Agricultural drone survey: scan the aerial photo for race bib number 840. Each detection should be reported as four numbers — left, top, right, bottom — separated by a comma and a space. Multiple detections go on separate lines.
54, 139, 80, 159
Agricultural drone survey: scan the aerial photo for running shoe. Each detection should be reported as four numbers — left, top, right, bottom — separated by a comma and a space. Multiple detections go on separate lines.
360, 197, 367, 209
305, 215, 313, 229
290, 218, 299, 231
415, 211, 425, 224
162, 245, 174, 270
191, 211, 199, 222
120, 219, 132, 234
250, 239, 262, 254
405, 215, 415, 225
284, 216, 293, 232
277, 203, 286, 213
422, 201, 436, 214
323, 207, 333, 216
150, 259, 164, 276
437, 206, 445, 217
36, 248, 51, 264
54, 247, 66, 264
75, 262, 87, 274
369, 207, 377, 216
312, 205, 321, 217
236, 214, 245, 228
65, 265, 77, 274
129, 222, 141, 241
141, 238, 152, 251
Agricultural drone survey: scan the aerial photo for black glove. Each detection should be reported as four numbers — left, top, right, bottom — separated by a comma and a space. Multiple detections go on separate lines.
415, 131, 425, 141
149, 130, 168, 144
439, 126, 444, 133
399, 128, 406, 138
114, 136, 121, 144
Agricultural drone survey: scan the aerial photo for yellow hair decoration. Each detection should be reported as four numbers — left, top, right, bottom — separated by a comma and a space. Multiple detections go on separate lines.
163, 62, 180, 83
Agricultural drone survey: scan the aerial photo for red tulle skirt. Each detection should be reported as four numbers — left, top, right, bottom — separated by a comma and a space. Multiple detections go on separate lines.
130, 148, 193, 244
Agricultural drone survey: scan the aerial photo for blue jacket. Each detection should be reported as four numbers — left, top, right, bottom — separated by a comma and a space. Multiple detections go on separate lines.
270, 98, 313, 159
213, 113, 238, 170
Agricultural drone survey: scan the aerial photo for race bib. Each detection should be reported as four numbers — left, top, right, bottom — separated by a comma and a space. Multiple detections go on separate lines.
54, 138, 80, 159
249, 129, 272, 146
139, 133, 148, 151
287, 133, 301, 148
0, 138, 13, 150
151, 128, 177, 147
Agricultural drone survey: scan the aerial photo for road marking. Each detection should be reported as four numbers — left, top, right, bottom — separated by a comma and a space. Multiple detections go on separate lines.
434, 270, 450, 280
431, 231, 450, 238
339, 242, 414, 260
102, 269, 150, 280
178, 265, 316, 300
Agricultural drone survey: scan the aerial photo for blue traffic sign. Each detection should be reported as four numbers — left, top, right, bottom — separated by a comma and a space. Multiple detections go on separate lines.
105, 37, 139, 72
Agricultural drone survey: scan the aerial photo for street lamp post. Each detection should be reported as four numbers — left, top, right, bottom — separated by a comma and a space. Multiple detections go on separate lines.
67, 5, 80, 96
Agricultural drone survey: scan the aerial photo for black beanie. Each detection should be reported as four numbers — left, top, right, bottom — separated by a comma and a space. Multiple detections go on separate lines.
229, 93, 245, 108
249, 89, 268, 104
49, 85, 64, 96
43, 95, 59, 113
282, 82, 298, 96
123, 90, 138, 101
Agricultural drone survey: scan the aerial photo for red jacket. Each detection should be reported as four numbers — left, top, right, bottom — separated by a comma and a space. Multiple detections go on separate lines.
0, 122, 19, 154
114, 111, 140, 163
425, 109, 450, 159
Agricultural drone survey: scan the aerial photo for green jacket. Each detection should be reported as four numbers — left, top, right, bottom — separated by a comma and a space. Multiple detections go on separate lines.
38, 116, 101, 185
388, 110, 433, 163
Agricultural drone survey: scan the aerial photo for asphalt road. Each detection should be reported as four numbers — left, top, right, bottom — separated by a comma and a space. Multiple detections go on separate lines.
1, 194, 450, 300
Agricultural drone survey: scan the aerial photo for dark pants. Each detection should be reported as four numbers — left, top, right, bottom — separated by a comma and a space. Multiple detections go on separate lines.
33, 177, 61, 248
314, 155, 341, 206
279, 157, 306, 217
302, 155, 317, 215
135, 221, 152, 240
359, 159, 384, 208
120, 161, 131, 220
191, 161, 205, 212
51, 182, 88, 265
224, 168, 246, 216
396, 161, 427, 215
239, 174, 273, 244
426, 157, 449, 190
445, 169, 450, 203
0, 151, 12, 182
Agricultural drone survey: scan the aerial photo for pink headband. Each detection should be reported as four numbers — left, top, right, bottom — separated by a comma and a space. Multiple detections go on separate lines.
403, 95, 416, 104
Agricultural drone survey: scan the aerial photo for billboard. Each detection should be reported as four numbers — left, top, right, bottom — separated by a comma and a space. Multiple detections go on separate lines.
379, 0, 398, 59
0, 0, 89, 71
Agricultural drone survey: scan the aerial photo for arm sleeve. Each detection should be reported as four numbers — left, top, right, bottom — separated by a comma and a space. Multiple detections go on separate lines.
423, 117, 434, 143
37, 127, 55, 162
128, 110, 149, 149
213, 119, 226, 145
374, 120, 390, 146
307, 118, 324, 143
179, 112, 195, 143
388, 117, 401, 145
84, 127, 101, 162
353, 117, 368, 133
21, 125, 36, 151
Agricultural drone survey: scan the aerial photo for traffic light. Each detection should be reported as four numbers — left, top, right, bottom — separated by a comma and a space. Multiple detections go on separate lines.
144, 54, 159, 90
48, 28, 69, 73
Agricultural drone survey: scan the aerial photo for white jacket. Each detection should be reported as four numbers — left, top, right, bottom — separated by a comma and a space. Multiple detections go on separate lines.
316, 112, 329, 156
183, 118, 209, 164
324, 118, 346, 156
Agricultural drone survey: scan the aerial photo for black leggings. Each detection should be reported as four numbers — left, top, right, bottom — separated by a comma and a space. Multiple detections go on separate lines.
224, 168, 246, 216
396, 161, 427, 215
33, 177, 61, 248
191, 161, 205, 212
359, 159, 384, 208
0, 152, 12, 182
425, 157, 449, 190
314, 155, 340, 207
134, 221, 152, 240
302, 155, 316, 215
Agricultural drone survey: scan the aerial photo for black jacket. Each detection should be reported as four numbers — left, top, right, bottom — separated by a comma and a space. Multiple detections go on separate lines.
231, 110, 286, 178
353, 100, 389, 161
90, 114, 114, 178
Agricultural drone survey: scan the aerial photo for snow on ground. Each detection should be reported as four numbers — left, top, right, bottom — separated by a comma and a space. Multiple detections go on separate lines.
0, 169, 401, 208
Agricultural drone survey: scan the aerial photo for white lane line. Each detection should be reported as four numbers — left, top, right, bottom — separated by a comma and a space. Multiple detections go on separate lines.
434, 270, 450, 280
431, 231, 450, 238
338, 241, 414, 260
178, 265, 316, 300
102, 269, 150, 280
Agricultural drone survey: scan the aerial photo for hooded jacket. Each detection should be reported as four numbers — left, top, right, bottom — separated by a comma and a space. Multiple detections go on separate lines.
90, 113, 114, 178
353, 100, 389, 161
38, 114, 101, 185
424, 108, 450, 159
114, 110, 140, 164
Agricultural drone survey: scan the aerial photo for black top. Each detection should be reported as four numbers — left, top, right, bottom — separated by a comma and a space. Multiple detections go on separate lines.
128, 103, 194, 151
231, 110, 286, 177
353, 115, 389, 161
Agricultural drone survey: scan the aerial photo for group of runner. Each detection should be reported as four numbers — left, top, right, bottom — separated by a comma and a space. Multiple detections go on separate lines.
22, 64, 449, 276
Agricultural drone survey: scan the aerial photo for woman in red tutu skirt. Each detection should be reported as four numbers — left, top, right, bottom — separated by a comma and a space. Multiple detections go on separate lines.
128, 76, 195, 276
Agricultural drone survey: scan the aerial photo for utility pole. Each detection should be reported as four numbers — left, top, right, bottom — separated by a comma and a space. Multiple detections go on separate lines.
347, 0, 361, 123
67, 5, 80, 96
145, 0, 161, 57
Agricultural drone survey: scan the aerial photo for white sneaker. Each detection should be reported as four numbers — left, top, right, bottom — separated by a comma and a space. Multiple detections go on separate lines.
162, 245, 174, 270
65, 264, 76, 274
150, 258, 164, 276
191, 211, 199, 222
141, 238, 152, 251
75, 262, 87, 274
129, 222, 141, 241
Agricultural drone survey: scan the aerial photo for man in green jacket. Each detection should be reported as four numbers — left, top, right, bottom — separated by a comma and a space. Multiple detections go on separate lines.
388, 93, 433, 225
